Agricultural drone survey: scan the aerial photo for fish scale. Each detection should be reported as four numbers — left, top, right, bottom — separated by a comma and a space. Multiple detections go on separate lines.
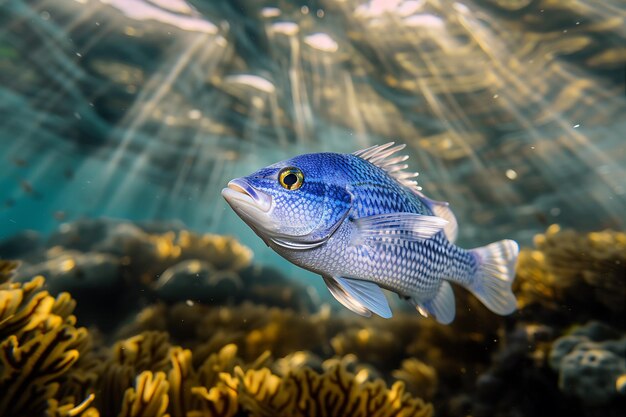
223, 143, 519, 323
267, 152, 476, 300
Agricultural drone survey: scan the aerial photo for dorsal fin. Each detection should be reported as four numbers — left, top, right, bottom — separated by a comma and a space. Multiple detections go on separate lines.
353, 142, 420, 190
353, 142, 459, 243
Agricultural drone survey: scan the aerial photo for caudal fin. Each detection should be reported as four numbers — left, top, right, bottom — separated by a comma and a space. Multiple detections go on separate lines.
468, 239, 519, 315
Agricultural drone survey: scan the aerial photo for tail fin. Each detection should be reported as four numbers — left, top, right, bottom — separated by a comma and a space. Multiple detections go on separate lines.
468, 239, 519, 315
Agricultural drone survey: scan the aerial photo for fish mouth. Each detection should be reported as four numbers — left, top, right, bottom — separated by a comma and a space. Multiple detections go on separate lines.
221, 178, 273, 214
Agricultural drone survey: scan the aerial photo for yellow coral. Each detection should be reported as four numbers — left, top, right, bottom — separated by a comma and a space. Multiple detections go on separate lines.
92, 335, 434, 417
392, 358, 438, 400
167, 345, 239, 416
515, 226, 626, 315
1, 276, 436, 417
331, 327, 401, 370
0, 277, 94, 417
119, 371, 170, 417
220, 361, 433, 417
175, 231, 253, 272
0, 278, 432, 417
46, 394, 98, 417
113, 331, 171, 372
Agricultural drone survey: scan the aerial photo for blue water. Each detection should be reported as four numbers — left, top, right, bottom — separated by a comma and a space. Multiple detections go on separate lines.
1, 0, 625, 271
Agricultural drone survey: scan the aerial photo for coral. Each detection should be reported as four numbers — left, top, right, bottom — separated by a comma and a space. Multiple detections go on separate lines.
0, 276, 96, 417
514, 225, 626, 325
392, 358, 438, 400
8, 219, 314, 330
118, 371, 170, 417
221, 360, 433, 417
331, 326, 402, 371
113, 294, 501, 416
5, 223, 624, 417
549, 321, 626, 406
96, 334, 433, 417
115, 301, 331, 363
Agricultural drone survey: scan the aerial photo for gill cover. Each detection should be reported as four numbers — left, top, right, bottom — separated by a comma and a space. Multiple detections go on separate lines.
269, 184, 352, 250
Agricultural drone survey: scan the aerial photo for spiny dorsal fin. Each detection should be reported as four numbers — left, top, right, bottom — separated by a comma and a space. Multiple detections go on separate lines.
353, 142, 421, 190
353, 142, 459, 243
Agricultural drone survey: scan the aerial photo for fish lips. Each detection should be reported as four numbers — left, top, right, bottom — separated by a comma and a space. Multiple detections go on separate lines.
221, 178, 273, 216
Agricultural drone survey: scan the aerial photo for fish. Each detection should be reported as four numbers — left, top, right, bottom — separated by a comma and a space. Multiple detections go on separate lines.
221, 143, 519, 324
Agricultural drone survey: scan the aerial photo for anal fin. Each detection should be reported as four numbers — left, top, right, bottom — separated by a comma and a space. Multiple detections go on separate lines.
323, 276, 392, 318
414, 281, 456, 324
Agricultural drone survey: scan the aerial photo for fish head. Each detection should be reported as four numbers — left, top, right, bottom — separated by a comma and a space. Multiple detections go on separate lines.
222, 153, 353, 248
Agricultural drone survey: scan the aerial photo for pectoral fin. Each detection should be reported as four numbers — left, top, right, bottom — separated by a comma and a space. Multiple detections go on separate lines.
352, 212, 448, 247
323, 276, 392, 318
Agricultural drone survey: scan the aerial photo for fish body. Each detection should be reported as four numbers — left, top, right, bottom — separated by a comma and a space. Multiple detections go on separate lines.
222, 143, 518, 323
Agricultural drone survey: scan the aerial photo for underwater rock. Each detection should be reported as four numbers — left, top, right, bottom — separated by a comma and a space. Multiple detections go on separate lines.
154, 259, 243, 303
0, 259, 20, 284
549, 321, 626, 406
8, 218, 315, 330
16, 249, 121, 293
0, 230, 42, 260
470, 322, 570, 417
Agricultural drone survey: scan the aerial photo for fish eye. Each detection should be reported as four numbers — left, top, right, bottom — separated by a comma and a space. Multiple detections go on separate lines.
278, 167, 304, 190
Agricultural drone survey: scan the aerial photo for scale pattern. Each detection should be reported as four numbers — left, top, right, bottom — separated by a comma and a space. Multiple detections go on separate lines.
277, 153, 478, 301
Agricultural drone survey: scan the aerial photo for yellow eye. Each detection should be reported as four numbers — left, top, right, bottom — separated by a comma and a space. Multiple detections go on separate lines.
278, 167, 304, 190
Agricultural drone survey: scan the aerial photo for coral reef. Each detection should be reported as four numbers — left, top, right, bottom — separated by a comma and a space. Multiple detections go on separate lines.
0, 276, 97, 417
514, 225, 626, 326
113, 293, 500, 417
0, 276, 433, 417
1, 219, 314, 330
469, 227, 626, 417
225, 359, 433, 417
549, 322, 626, 407
2, 222, 625, 417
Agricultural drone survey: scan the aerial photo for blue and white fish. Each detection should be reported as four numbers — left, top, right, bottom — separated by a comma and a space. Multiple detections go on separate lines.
221, 143, 519, 324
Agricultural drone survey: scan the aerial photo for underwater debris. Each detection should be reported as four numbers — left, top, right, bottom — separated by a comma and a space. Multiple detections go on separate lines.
549, 321, 626, 406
